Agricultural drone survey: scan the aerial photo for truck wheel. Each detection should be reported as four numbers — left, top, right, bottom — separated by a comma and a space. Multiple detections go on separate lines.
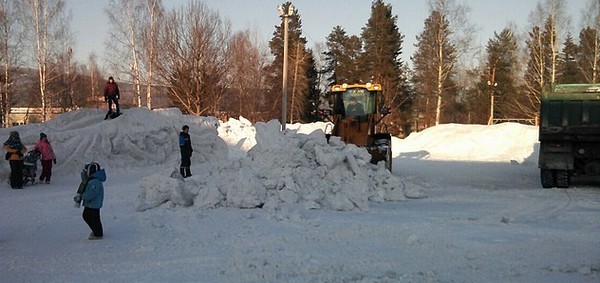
555, 170, 570, 188
540, 169, 555, 188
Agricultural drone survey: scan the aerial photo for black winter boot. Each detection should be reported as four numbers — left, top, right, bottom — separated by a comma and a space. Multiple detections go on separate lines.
185, 168, 192, 178
180, 167, 185, 178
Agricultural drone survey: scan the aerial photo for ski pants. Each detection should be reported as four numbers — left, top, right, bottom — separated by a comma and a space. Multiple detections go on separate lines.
40, 159, 53, 182
104, 97, 120, 119
83, 207, 103, 237
180, 152, 191, 178
9, 160, 24, 189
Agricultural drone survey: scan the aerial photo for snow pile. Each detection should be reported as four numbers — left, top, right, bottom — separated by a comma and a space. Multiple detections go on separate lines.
394, 123, 539, 163
0, 108, 227, 175
135, 119, 425, 212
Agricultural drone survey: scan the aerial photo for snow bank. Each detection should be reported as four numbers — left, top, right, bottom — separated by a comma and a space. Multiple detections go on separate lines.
394, 123, 539, 163
135, 120, 425, 212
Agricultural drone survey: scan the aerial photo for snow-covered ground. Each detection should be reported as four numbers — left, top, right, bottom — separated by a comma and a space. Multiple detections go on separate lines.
0, 108, 598, 282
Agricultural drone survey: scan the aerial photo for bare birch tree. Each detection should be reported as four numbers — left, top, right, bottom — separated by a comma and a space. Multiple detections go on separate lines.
106, 0, 164, 109
106, 0, 142, 107
140, 0, 163, 109
0, 0, 27, 127
519, 0, 570, 120
528, 0, 570, 85
25, 0, 71, 121
578, 0, 600, 83
86, 53, 102, 104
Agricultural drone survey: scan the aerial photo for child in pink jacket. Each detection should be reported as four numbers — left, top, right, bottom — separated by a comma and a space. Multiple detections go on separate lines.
33, 132, 56, 184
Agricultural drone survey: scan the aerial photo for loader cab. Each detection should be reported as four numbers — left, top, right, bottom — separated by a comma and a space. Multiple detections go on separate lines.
331, 83, 380, 117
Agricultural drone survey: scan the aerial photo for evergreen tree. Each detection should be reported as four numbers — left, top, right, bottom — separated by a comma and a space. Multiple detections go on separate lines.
322, 26, 362, 85
477, 28, 520, 123
557, 34, 581, 83
577, 27, 600, 83
360, 0, 410, 135
303, 51, 320, 122
412, 10, 457, 127
265, 2, 316, 124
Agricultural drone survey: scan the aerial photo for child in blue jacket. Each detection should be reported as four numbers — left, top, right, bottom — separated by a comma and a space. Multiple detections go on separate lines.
74, 162, 106, 240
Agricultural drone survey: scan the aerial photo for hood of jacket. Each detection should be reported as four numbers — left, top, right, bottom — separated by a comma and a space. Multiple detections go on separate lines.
89, 169, 107, 182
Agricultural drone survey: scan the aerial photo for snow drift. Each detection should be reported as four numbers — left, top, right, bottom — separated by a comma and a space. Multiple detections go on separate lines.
393, 122, 539, 164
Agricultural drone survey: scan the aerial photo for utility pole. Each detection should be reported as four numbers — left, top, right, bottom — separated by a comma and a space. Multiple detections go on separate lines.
277, 3, 294, 131
487, 63, 497, 125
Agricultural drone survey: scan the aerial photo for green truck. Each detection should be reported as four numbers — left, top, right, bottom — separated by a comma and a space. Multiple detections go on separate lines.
538, 84, 600, 188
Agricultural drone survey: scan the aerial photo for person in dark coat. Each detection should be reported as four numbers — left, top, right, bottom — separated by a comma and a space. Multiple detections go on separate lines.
345, 96, 365, 117
4, 131, 27, 189
104, 76, 121, 120
179, 125, 193, 178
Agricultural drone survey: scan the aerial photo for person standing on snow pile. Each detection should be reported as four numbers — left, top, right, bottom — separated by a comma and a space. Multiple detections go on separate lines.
73, 162, 106, 240
33, 132, 56, 184
179, 125, 193, 178
103, 76, 121, 120
4, 131, 27, 189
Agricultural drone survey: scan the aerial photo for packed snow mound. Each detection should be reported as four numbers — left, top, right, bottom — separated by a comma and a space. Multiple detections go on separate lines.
217, 117, 334, 161
0, 108, 227, 175
135, 120, 425, 212
393, 123, 539, 163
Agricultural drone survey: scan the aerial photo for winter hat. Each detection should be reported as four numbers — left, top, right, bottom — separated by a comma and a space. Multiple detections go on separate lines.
182, 125, 189, 131
9, 131, 19, 139
108, 76, 114, 82
83, 162, 101, 177
40, 132, 47, 139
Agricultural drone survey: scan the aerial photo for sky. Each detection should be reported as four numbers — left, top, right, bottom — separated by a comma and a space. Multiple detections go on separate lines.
0, 108, 598, 282
66, 0, 588, 71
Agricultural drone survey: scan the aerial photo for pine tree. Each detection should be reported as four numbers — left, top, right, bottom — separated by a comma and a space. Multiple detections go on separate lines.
322, 26, 362, 85
303, 51, 320, 122
360, 0, 409, 135
557, 34, 581, 83
478, 28, 520, 123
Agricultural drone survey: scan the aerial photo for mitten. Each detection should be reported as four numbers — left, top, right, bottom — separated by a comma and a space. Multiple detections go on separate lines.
53, 159, 56, 164
73, 194, 82, 208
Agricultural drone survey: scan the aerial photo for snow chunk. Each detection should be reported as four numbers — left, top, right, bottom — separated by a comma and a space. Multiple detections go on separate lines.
134, 168, 194, 212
